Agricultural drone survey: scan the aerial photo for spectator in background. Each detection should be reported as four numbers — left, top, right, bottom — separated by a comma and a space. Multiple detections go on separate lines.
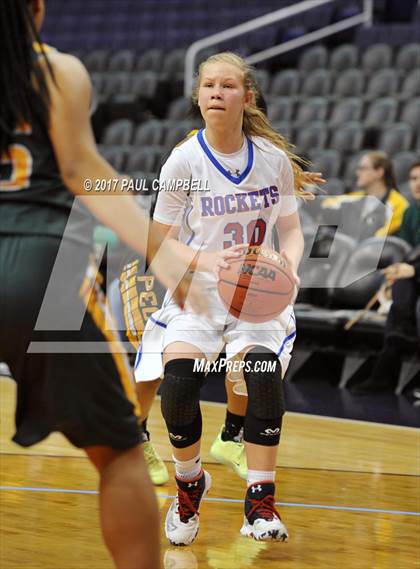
351, 159, 420, 394
321, 151, 409, 241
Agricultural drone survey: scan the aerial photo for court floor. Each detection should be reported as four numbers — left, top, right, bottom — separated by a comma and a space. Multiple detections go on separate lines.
1, 376, 419, 568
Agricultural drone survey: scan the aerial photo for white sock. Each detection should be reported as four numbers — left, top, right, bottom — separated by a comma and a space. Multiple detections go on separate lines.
247, 469, 275, 487
173, 454, 202, 481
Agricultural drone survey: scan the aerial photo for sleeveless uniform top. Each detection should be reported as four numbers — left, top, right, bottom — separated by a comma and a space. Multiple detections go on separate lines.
0, 45, 92, 246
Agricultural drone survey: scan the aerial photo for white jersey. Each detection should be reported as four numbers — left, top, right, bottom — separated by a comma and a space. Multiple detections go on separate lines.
134, 130, 298, 382
154, 130, 297, 260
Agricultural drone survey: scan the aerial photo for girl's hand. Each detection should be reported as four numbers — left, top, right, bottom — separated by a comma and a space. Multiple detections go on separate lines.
279, 249, 300, 286
200, 244, 247, 278
279, 249, 300, 304
152, 240, 208, 314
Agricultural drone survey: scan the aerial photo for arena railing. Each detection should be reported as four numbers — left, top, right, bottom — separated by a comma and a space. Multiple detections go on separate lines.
184, 0, 373, 97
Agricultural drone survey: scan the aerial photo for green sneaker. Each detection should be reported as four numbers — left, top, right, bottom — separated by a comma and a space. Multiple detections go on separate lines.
143, 440, 169, 485
209, 427, 247, 480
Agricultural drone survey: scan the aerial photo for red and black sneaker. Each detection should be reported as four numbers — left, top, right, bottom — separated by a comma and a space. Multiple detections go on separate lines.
165, 470, 212, 546
240, 482, 288, 541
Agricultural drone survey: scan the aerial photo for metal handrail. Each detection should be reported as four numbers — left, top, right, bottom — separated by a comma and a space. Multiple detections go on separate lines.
184, 0, 373, 96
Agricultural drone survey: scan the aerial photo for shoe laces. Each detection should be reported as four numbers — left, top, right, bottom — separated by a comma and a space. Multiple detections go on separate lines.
177, 484, 203, 523
247, 494, 281, 522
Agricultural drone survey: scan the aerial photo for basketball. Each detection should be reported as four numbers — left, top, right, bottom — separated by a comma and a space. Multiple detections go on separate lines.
217, 246, 295, 323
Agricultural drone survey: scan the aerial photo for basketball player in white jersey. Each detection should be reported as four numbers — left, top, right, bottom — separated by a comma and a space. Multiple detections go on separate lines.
135, 52, 308, 545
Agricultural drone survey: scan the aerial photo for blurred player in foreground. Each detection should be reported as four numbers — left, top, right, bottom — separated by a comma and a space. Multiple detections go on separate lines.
0, 1, 205, 567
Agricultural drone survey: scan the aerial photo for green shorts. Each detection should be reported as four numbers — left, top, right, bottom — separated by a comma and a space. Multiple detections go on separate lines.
0, 235, 141, 449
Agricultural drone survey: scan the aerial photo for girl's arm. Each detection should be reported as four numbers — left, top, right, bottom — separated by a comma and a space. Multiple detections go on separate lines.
275, 211, 304, 285
276, 156, 304, 285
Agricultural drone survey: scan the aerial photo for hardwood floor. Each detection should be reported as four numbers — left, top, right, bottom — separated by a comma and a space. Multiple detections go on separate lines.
1, 377, 419, 568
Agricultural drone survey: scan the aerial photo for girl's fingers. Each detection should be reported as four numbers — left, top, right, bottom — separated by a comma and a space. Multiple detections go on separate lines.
217, 259, 230, 269
280, 249, 290, 263
223, 252, 242, 260
280, 249, 300, 285
224, 248, 243, 255
225, 244, 249, 255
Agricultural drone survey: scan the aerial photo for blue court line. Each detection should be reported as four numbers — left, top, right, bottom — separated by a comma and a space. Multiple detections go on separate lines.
1, 486, 418, 517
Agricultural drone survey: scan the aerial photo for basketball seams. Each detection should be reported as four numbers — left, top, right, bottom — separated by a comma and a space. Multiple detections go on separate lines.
218, 278, 293, 296
217, 249, 295, 322
227, 258, 294, 292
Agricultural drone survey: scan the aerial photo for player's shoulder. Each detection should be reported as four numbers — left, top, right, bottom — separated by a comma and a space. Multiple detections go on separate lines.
33, 42, 57, 55
165, 130, 201, 165
251, 136, 293, 179
175, 130, 200, 153
251, 135, 289, 163
38, 46, 90, 87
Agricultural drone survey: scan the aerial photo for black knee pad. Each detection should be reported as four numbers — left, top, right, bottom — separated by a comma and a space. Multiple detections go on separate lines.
160, 359, 204, 448
243, 348, 285, 446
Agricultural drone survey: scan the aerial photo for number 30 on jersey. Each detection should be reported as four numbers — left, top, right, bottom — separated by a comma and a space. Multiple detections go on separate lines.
223, 218, 267, 249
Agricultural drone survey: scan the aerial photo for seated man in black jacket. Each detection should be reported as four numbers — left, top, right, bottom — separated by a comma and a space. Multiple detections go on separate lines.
352, 159, 420, 394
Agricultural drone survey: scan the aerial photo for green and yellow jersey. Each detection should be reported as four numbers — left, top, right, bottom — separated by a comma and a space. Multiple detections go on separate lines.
0, 44, 92, 245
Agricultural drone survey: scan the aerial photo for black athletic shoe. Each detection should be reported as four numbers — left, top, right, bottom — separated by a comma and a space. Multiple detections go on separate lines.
240, 482, 288, 541
165, 470, 212, 546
